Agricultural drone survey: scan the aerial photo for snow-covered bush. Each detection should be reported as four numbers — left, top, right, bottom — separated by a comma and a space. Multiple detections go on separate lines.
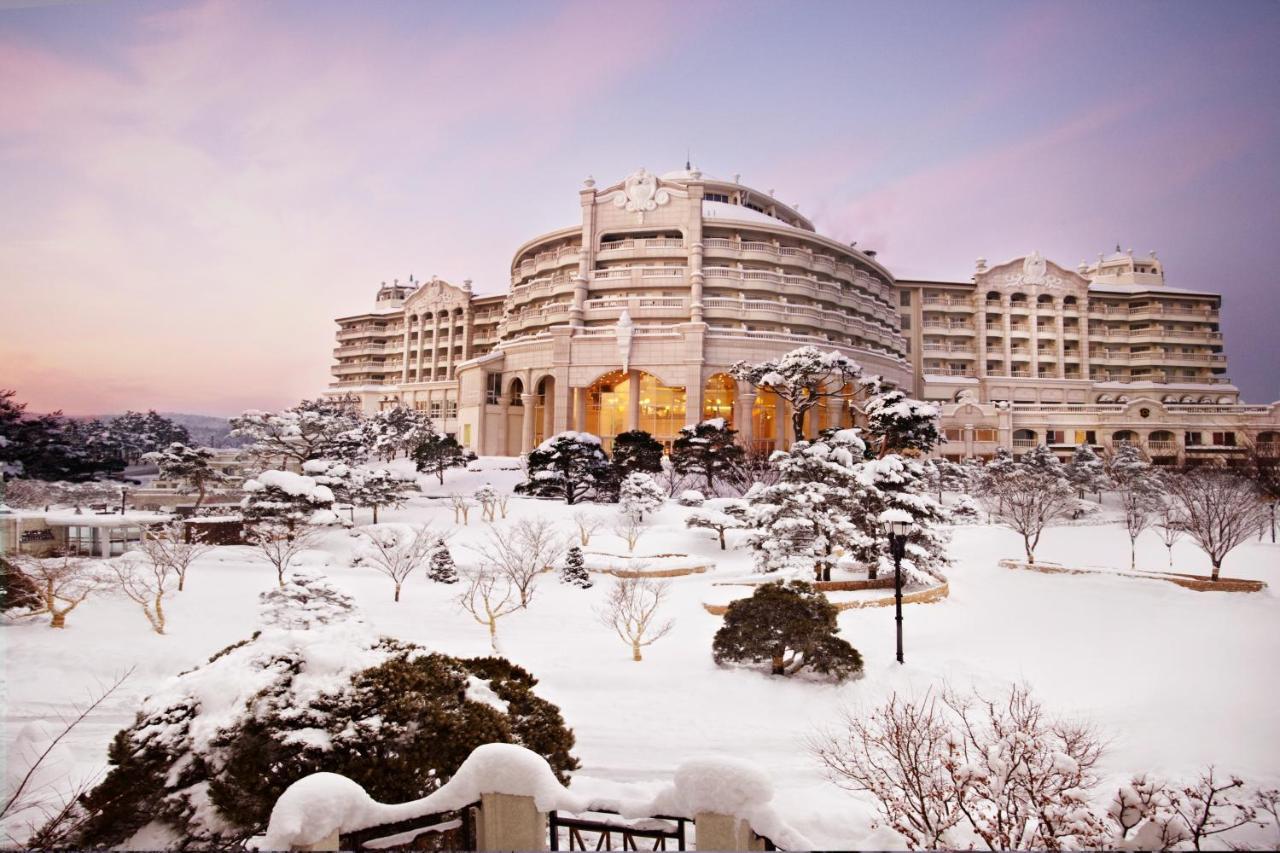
231, 398, 365, 469
619, 471, 665, 521
67, 587, 578, 847
259, 569, 358, 630
413, 433, 467, 485
515, 432, 617, 504
948, 494, 983, 524
427, 538, 459, 584
676, 489, 706, 507
713, 581, 862, 680
609, 429, 664, 478
864, 388, 941, 457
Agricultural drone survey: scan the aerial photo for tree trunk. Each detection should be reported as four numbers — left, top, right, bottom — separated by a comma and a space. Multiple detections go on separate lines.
791, 408, 807, 444
1025, 535, 1035, 565
50, 609, 66, 629
718, 529, 726, 550
632, 641, 642, 662
154, 594, 166, 634
196, 482, 206, 509
178, 570, 186, 592
394, 583, 401, 602
372, 504, 379, 524
488, 617, 498, 651
1130, 539, 1136, 571
1211, 559, 1221, 582
771, 651, 785, 675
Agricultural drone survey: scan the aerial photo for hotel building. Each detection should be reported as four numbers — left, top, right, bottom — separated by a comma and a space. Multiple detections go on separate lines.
328, 169, 1278, 463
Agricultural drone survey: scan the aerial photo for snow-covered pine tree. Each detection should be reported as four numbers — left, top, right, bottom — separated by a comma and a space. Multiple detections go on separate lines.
559, 545, 592, 588
515, 432, 617, 504
864, 388, 942, 457
363, 407, 435, 461
413, 432, 468, 485
240, 469, 339, 526
474, 484, 499, 521
619, 471, 665, 521
352, 467, 418, 523
1068, 442, 1108, 499
1106, 441, 1151, 489
258, 568, 359, 629
231, 397, 365, 469
144, 442, 221, 507
426, 538, 459, 584
670, 418, 744, 495
1107, 445, 1163, 569
712, 580, 862, 680
685, 497, 750, 549
610, 430, 664, 477
730, 346, 881, 442
977, 445, 1074, 564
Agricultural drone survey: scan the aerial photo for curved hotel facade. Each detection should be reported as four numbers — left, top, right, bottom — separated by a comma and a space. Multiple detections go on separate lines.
328, 168, 1278, 463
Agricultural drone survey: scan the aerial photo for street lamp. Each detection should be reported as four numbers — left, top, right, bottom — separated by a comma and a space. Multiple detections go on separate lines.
878, 510, 914, 665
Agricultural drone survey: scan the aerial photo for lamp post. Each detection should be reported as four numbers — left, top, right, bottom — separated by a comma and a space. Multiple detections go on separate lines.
878, 512, 914, 665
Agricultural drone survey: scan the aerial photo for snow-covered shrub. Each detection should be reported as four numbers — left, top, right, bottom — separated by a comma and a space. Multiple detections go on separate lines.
712, 581, 862, 680
670, 419, 744, 495
427, 538, 459, 584
67, 590, 577, 847
948, 494, 983, 524
413, 433, 467, 485
619, 472, 665, 521
676, 489, 706, 507
259, 569, 358, 630
864, 388, 941, 457
610, 429, 664, 478
515, 432, 617, 504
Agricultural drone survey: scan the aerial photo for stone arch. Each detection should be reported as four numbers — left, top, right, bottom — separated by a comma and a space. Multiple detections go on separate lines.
583, 369, 687, 451
1113, 429, 1138, 445
506, 376, 525, 405
533, 374, 556, 445
1013, 428, 1037, 447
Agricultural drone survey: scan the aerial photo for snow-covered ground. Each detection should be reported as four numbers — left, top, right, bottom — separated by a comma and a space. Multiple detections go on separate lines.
4, 461, 1278, 848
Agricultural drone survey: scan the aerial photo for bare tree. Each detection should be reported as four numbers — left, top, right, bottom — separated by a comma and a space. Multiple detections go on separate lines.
572, 511, 605, 547
357, 524, 437, 602
1155, 500, 1185, 570
473, 485, 498, 522
497, 494, 510, 519
471, 518, 566, 608
109, 553, 176, 634
449, 493, 472, 525
1118, 478, 1163, 571
611, 510, 648, 553
1165, 470, 1267, 581
457, 565, 521, 651
596, 576, 674, 662
1, 668, 133, 848
246, 522, 322, 588
136, 521, 211, 592
977, 457, 1075, 564
7, 554, 109, 628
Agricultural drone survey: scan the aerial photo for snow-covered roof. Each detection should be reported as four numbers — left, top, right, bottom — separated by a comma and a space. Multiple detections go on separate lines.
701, 200, 799, 230
1087, 282, 1211, 296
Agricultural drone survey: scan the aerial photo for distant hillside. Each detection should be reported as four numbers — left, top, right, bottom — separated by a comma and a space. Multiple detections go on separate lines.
159, 413, 248, 449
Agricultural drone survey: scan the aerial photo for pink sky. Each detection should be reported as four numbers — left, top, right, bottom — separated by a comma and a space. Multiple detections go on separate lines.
2, 0, 1278, 415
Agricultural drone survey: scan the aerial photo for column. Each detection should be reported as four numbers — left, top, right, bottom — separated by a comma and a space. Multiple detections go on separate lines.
685, 368, 704, 428
572, 386, 587, 432
1028, 299, 1040, 379
446, 315, 457, 379
626, 371, 641, 432
1079, 299, 1091, 381
775, 397, 787, 450
462, 308, 474, 361
738, 389, 756, 449
1001, 296, 1013, 377
553, 373, 570, 434
571, 184, 596, 328
414, 315, 425, 382
400, 314, 411, 384
520, 393, 536, 453
430, 315, 441, 382
1055, 299, 1066, 378
975, 292, 988, 381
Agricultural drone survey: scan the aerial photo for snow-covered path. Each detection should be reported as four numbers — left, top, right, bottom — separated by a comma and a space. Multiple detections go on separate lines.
3, 472, 1277, 848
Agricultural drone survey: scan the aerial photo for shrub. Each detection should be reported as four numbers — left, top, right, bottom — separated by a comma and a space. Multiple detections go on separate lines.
712, 581, 862, 680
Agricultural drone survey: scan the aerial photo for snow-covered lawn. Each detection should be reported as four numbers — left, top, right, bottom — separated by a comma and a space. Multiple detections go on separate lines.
4, 463, 1278, 848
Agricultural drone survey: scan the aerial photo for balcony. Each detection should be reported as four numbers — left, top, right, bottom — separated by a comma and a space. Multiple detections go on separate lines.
598, 238, 684, 255
923, 367, 974, 377
1147, 441, 1179, 455
583, 296, 689, 321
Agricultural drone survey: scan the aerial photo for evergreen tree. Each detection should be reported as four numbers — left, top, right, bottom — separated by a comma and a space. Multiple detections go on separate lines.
686, 497, 750, 549
241, 470, 339, 526
618, 471, 665, 521
712, 580, 862, 680
231, 397, 365, 469
363, 407, 435, 460
1068, 443, 1109, 499
671, 419, 744, 495
559, 545, 592, 589
426, 538, 459, 584
413, 433, 468, 485
609, 430, 664, 478
145, 442, 221, 507
107, 411, 192, 463
0, 390, 122, 480
1106, 442, 1151, 489
730, 346, 880, 442
864, 388, 942, 457
515, 432, 616, 504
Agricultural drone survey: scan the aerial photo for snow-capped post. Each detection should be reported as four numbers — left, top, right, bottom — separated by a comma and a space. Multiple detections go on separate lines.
878, 508, 915, 665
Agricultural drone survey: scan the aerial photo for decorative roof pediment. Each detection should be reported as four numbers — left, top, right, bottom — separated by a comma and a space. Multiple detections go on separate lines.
977, 252, 1089, 296
404, 277, 472, 314
598, 168, 691, 222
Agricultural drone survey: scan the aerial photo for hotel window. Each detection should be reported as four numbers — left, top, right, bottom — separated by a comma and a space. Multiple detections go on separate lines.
900, 291, 911, 306
975, 428, 997, 443
705, 191, 729, 203
485, 373, 501, 405
1185, 431, 1203, 446
66, 525, 95, 556
1045, 430, 1066, 445
1073, 430, 1098, 445
445, 401, 458, 419
1212, 431, 1236, 447
429, 401, 443, 419
944, 428, 963, 441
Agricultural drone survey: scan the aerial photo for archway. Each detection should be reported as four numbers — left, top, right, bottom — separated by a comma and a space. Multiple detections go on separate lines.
585, 370, 686, 452
1113, 430, 1137, 445
703, 374, 736, 425
534, 376, 555, 445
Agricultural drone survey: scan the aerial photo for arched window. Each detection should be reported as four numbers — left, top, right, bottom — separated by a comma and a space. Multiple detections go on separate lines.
508, 377, 524, 406
703, 374, 736, 424
1013, 428, 1037, 448
1113, 430, 1137, 445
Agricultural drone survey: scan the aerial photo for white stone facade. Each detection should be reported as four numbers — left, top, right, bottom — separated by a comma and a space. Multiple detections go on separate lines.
327, 171, 1278, 464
